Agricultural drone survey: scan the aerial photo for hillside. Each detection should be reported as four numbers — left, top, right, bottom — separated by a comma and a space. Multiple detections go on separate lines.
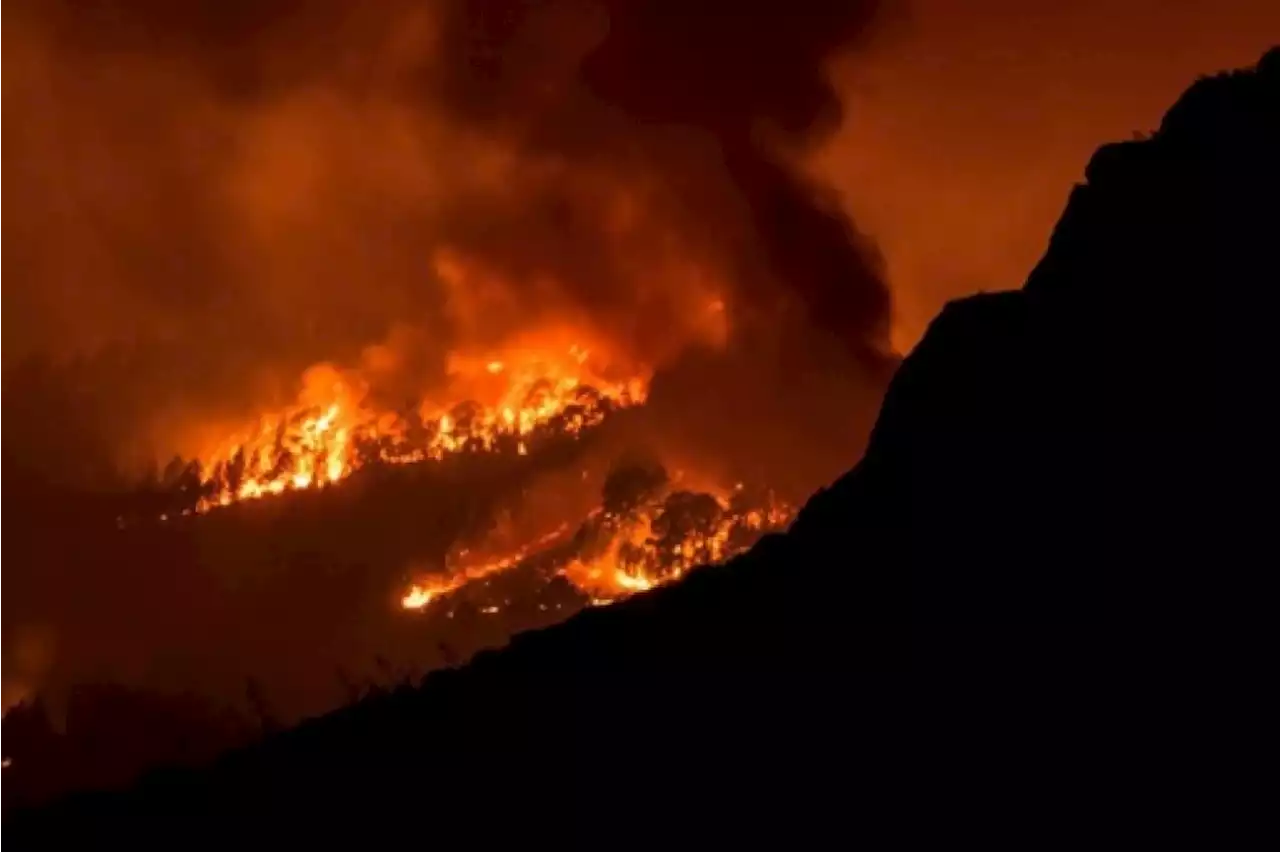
5, 47, 1277, 847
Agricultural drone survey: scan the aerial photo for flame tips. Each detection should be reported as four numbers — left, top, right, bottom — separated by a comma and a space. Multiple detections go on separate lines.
183, 339, 651, 516
397, 484, 792, 622
401, 586, 434, 610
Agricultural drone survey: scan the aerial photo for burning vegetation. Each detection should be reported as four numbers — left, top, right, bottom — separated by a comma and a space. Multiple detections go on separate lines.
2, 0, 894, 801
152, 333, 789, 629
400, 462, 792, 618
181, 341, 648, 514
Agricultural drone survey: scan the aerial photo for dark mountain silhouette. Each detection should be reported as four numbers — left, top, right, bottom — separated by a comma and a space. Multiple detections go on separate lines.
5, 47, 1277, 847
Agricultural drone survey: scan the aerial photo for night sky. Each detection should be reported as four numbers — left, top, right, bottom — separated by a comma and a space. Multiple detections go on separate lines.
2, 0, 1275, 723
817, 0, 1277, 348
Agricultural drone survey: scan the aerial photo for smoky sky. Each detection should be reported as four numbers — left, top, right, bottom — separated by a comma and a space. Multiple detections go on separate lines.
2, 0, 893, 482
818, 0, 1279, 351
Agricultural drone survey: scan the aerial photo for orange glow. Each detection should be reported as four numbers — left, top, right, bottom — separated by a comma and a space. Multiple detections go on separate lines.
400, 585, 438, 611
399, 484, 793, 614
401, 525, 574, 610
816, 0, 1280, 353
191, 334, 649, 513
564, 488, 793, 605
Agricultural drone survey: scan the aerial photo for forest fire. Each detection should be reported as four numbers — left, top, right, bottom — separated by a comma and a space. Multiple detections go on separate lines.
401, 525, 576, 611
167, 325, 789, 619
1, 0, 908, 809
399, 467, 794, 617
561, 484, 793, 604
186, 340, 649, 514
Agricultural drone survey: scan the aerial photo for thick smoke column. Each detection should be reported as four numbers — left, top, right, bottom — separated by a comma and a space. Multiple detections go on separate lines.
3, 0, 892, 482
2, 0, 894, 726
429, 0, 891, 355
584, 2, 890, 352
1, 0, 894, 539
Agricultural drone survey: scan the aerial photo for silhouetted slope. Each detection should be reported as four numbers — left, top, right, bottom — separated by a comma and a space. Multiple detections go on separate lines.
7, 48, 1277, 847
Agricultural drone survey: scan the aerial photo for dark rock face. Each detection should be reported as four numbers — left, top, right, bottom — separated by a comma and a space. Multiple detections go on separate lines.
6, 48, 1277, 848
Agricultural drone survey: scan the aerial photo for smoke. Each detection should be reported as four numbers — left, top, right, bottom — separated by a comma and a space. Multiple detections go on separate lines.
814, 0, 1279, 351
2, 0, 893, 485
2, 0, 898, 749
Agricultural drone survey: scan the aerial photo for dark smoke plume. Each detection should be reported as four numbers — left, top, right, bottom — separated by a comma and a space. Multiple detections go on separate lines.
429, 0, 891, 348
2, 0, 893, 719
3, 0, 892, 478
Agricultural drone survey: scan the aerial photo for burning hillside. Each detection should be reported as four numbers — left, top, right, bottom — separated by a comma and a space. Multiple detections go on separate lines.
178, 333, 649, 515
399, 464, 793, 618
2, 0, 896, 784
163, 327, 789, 639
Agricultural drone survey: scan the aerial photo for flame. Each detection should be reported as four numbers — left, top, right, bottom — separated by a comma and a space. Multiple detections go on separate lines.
401, 524, 574, 610
563, 487, 793, 605
189, 338, 649, 513
400, 484, 792, 614
400, 585, 438, 611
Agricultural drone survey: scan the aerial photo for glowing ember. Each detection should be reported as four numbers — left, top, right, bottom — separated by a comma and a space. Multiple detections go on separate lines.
399, 479, 792, 615
187, 340, 648, 513
562, 485, 793, 604
400, 586, 438, 611
402, 525, 574, 611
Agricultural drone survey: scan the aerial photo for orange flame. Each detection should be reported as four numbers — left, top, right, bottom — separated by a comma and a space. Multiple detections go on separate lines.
564, 488, 793, 605
400, 485, 792, 613
191, 337, 649, 513
401, 525, 574, 610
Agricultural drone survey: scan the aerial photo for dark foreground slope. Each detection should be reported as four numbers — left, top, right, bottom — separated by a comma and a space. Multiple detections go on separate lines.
7, 49, 1277, 846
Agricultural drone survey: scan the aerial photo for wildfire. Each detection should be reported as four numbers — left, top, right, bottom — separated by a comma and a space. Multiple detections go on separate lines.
186, 339, 648, 513
401, 526, 573, 611
563, 485, 792, 604
400, 477, 793, 616
151, 330, 787, 669
400, 586, 438, 610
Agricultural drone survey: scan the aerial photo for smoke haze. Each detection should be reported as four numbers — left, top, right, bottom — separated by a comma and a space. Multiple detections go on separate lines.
3, 0, 892, 486
4, 0, 1275, 746
815, 0, 1279, 350
1, 0, 894, 729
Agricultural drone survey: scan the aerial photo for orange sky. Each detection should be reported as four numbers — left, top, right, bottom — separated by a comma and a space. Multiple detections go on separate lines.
2, 0, 1275, 474
817, 0, 1279, 351
2, 0, 1276, 729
